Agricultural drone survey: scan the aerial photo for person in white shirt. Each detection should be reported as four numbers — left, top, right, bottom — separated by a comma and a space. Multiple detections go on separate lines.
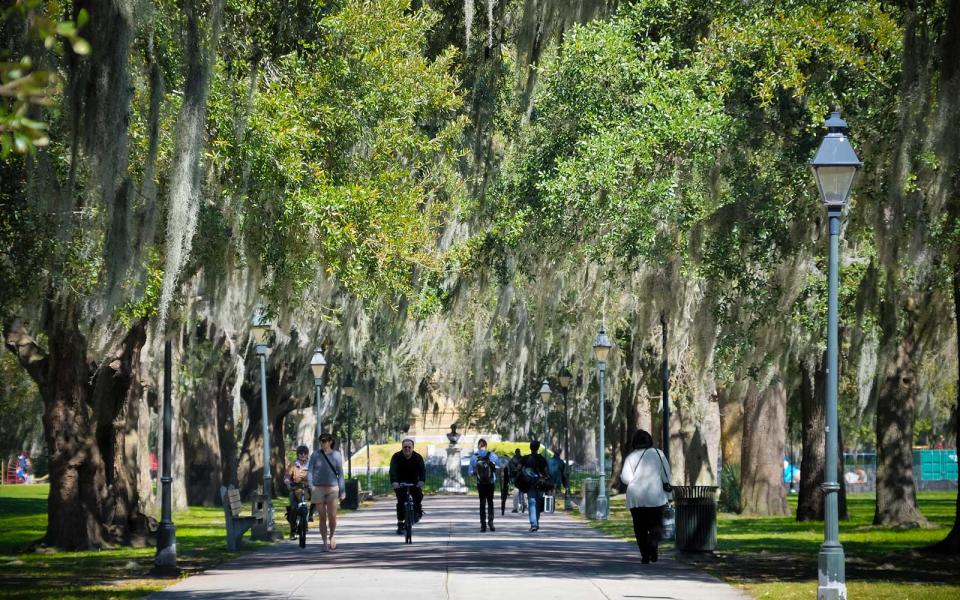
619, 429, 672, 564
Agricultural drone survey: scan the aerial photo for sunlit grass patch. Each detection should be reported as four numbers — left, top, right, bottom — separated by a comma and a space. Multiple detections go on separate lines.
584, 490, 960, 600
0, 483, 270, 600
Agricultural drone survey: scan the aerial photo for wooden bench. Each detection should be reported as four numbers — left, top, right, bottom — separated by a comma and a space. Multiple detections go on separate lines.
220, 485, 264, 551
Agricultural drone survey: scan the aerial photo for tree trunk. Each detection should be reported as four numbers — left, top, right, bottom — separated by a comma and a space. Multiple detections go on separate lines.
218, 354, 242, 492
740, 380, 788, 516
719, 383, 744, 470
874, 292, 927, 527
795, 350, 848, 523
236, 356, 297, 498
926, 255, 960, 552
3, 315, 155, 549
924, 0, 960, 556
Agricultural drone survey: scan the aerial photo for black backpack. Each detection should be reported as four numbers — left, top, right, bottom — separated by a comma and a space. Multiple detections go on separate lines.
475, 454, 495, 484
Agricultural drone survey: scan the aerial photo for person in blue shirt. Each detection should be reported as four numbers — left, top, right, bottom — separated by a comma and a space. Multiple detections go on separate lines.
468, 439, 500, 532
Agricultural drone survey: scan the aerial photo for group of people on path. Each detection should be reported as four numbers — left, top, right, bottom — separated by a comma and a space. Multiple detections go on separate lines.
281, 428, 673, 564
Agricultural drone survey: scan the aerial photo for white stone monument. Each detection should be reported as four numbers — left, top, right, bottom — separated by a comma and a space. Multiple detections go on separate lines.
440, 424, 467, 494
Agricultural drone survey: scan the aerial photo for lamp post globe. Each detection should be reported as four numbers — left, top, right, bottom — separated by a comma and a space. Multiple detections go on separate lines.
810, 110, 861, 600
310, 349, 326, 448
539, 380, 552, 455
593, 327, 612, 520
250, 307, 275, 539
250, 308, 271, 348
558, 367, 572, 389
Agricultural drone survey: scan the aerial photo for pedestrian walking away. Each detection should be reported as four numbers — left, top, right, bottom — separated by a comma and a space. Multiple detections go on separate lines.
518, 440, 549, 531
390, 438, 426, 535
620, 429, 673, 564
469, 438, 500, 532
508, 448, 526, 513
308, 433, 346, 551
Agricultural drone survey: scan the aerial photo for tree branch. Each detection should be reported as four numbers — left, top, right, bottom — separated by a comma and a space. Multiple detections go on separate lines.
2, 319, 49, 387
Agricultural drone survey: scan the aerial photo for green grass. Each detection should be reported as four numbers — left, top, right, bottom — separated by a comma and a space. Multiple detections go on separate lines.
587, 491, 960, 600
0, 483, 270, 599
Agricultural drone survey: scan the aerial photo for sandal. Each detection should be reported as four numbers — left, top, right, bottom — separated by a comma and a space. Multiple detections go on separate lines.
329, 535, 336, 550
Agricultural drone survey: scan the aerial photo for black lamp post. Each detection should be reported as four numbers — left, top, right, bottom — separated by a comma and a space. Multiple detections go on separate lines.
660, 312, 670, 463
810, 110, 861, 600
151, 339, 179, 576
310, 348, 327, 448
342, 373, 354, 479
558, 366, 572, 511
593, 327, 612, 520
250, 308, 275, 539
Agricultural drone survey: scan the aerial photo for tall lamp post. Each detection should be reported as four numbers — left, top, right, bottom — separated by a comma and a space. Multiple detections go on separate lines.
558, 366, 573, 510
310, 348, 327, 448
660, 312, 670, 463
539, 380, 552, 457
151, 339, 178, 575
250, 308, 275, 537
342, 373, 354, 479
593, 327, 612, 520
810, 110, 861, 600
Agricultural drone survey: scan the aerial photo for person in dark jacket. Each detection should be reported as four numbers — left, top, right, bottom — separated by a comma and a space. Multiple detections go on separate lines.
389, 437, 426, 534
523, 440, 549, 532
508, 448, 526, 513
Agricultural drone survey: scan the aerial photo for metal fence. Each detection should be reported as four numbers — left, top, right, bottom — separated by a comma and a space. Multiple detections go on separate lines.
843, 449, 958, 492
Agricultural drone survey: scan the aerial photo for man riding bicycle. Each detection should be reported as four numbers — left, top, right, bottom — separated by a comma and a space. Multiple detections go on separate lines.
284, 445, 311, 540
389, 438, 425, 535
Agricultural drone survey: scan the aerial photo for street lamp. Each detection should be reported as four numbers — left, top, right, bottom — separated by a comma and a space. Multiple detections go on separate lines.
660, 313, 670, 463
539, 380, 552, 457
250, 307, 275, 538
810, 110, 861, 600
558, 366, 573, 510
310, 348, 327, 448
151, 339, 178, 575
593, 326, 612, 520
342, 372, 354, 479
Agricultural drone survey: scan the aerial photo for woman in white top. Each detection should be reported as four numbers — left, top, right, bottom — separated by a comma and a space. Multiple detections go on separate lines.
619, 429, 672, 563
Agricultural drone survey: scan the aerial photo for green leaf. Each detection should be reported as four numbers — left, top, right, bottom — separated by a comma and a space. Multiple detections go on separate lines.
77, 9, 89, 27
56, 22, 76, 36
72, 38, 91, 56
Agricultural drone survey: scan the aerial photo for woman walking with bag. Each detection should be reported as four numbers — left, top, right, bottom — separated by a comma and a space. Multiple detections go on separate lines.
308, 433, 346, 551
619, 429, 672, 563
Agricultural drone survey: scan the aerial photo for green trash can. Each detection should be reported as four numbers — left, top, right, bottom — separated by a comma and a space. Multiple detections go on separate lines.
581, 478, 599, 519
672, 485, 717, 552
340, 479, 360, 510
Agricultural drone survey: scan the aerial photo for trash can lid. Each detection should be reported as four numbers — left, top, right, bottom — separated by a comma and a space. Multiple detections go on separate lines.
671, 485, 718, 499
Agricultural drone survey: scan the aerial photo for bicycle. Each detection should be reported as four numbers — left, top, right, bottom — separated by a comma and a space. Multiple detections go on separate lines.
292, 483, 310, 548
396, 483, 419, 544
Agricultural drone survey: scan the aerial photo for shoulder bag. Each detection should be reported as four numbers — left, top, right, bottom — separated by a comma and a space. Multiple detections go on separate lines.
655, 449, 672, 493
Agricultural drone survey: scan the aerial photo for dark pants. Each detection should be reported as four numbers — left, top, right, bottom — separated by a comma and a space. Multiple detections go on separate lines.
629, 505, 665, 560
478, 482, 495, 526
394, 486, 424, 522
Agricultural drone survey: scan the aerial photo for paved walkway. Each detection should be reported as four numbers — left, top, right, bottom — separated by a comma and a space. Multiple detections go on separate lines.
150, 495, 748, 599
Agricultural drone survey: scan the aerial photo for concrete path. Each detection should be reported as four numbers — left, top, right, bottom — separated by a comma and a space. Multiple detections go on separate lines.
150, 495, 749, 599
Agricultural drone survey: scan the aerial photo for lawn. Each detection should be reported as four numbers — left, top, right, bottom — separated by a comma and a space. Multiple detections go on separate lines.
0, 484, 270, 599
588, 491, 960, 599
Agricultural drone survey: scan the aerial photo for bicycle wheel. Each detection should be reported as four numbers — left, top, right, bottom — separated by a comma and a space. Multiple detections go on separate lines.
405, 501, 414, 544
298, 510, 307, 548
